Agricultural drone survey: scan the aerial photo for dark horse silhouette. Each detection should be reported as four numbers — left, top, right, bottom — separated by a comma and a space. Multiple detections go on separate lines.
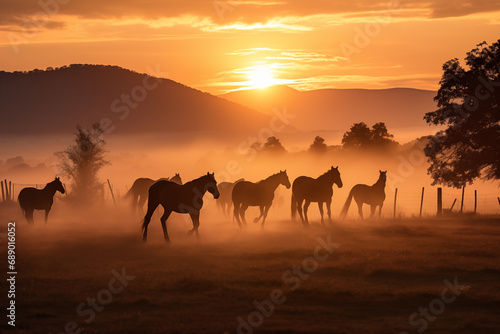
216, 178, 244, 218
142, 172, 219, 242
232, 170, 291, 228
340, 170, 387, 219
18, 177, 65, 224
291, 166, 343, 226
125, 174, 182, 213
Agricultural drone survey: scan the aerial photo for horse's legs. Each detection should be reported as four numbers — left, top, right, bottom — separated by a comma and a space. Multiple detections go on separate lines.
318, 202, 324, 225
356, 201, 364, 219
378, 204, 383, 218
188, 212, 201, 240
326, 198, 332, 224
369, 205, 376, 218
44, 208, 51, 224
303, 200, 311, 225
25, 209, 34, 224
221, 202, 227, 218
254, 206, 264, 223
240, 204, 249, 226
132, 194, 138, 214
297, 199, 305, 224
160, 207, 172, 242
226, 201, 233, 219
261, 205, 271, 228
142, 201, 159, 242
233, 202, 242, 227
138, 195, 148, 214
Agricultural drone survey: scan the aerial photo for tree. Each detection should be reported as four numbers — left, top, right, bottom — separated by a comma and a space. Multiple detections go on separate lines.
341, 122, 397, 150
309, 136, 328, 154
342, 122, 371, 148
263, 136, 286, 154
55, 123, 109, 201
424, 40, 500, 187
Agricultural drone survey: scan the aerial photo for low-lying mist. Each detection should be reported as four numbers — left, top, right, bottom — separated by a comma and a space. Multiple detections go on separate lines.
1, 132, 499, 232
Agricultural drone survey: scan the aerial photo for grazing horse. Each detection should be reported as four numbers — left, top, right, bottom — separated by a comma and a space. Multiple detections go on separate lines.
232, 170, 291, 228
340, 170, 387, 220
18, 177, 65, 224
216, 178, 244, 218
125, 174, 182, 213
291, 166, 343, 226
142, 172, 219, 242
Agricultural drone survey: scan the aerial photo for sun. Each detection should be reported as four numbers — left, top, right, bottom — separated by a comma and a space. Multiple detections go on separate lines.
246, 65, 276, 89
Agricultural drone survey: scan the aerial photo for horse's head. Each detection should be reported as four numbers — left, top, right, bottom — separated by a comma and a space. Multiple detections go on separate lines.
330, 166, 343, 188
171, 173, 183, 185
379, 170, 387, 183
279, 170, 291, 189
54, 177, 65, 194
205, 172, 220, 199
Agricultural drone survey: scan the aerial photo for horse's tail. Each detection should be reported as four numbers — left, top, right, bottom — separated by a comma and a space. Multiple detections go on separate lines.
233, 200, 239, 221
291, 193, 297, 220
340, 188, 355, 220
17, 191, 25, 214
123, 186, 134, 199
141, 217, 147, 234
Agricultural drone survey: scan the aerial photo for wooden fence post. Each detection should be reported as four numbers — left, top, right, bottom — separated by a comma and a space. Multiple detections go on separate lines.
393, 188, 398, 219
4, 179, 9, 201
437, 187, 442, 216
419, 187, 425, 217
107, 179, 116, 207
474, 190, 477, 214
460, 185, 465, 213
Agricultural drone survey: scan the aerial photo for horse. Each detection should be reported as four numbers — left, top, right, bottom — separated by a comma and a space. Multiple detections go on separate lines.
291, 166, 343, 226
339, 170, 387, 220
125, 174, 182, 213
216, 178, 244, 218
18, 177, 65, 224
142, 172, 219, 242
232, 170, 291, 228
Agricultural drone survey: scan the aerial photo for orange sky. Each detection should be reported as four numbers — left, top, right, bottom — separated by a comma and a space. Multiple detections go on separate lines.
1, 0, 499, 94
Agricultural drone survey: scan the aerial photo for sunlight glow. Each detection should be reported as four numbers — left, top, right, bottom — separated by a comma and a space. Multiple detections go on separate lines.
247, 65, 276, 89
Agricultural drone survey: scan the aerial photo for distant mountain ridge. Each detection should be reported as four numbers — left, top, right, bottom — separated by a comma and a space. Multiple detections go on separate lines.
0, 64, 271, 138
220, 85, 437, 132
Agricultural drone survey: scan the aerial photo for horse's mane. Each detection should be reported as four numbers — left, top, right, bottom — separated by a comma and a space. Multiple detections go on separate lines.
184, 174, 210, 187
43, 179, 58, 190
317, 169, 335, 181
259, 172, 281, 184
372, 174, 386, 187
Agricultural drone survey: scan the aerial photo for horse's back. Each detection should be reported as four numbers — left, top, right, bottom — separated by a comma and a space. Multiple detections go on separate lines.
18, 187, 50, 210
133, 178, 156, 189
293, 176, 332, 200
352, 184, 384, 204
148, 180, 184, 202
292, 176, 314, 190
232, 181, 273, 205
231, 181, 253, 200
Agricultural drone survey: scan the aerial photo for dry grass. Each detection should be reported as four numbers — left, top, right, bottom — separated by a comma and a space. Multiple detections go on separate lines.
1, 203, 500, 334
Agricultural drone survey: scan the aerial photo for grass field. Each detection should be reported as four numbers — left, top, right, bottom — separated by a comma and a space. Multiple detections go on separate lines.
1, 203, 500, 334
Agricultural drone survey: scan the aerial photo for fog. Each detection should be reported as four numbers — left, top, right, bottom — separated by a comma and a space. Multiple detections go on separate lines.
1, 132, 499, 235
2, 132, 499, 334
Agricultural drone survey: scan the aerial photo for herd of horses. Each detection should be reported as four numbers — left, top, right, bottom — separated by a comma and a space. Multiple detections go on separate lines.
17, 168, 387, 242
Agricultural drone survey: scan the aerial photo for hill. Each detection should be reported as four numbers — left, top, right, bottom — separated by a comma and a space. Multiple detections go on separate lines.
220, 86, 437, 133
0, 64, 271, 138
